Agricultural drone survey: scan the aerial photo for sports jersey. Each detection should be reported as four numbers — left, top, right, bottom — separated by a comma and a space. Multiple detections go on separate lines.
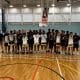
41, 34, 47, 43
68, 36, 73, 45
56, 35, 60, 43
23, 36, 27, 45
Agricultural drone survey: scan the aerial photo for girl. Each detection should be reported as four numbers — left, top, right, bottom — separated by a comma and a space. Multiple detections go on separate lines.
56, 31, 61, 54
41, 30, 47, 50
68, 32, 73, 55
49, 32, 54, 53
22, 32, 28, 53
4, 32, 9, 53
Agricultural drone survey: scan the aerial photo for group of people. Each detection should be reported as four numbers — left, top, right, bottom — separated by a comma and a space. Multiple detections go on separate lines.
0, 29, 80, 55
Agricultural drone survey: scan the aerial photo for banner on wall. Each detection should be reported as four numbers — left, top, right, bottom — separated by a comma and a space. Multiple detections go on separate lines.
39, 8, 49, 28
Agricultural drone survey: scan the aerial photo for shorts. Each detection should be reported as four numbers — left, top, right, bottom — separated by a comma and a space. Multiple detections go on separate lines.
73, 44, 79, 48
4, 43, 8, 46
61, 43, 65, 47
9, 41, 14, 44
23, 44, 27, 47
56, 43, 61, 46
0, 41, 3, 45
68, 44, 73, 47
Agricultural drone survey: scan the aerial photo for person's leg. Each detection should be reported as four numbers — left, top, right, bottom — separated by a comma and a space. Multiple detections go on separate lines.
34, 44, 36, 51
20, 43, 23, 52
8, 45, 10, 53
28, 44, 30, 52
0, 42, 3, 52
58, 45, 60, 54
12, 44, 14, 52
17, 43, 19, 53
38, 44, 40, 51
22, 45, 25, 53
4, 43, 7, 53
31, 44, 33, 53
54, 44, 56, 53
14, 44, 17, 53
71, 46, 73, 55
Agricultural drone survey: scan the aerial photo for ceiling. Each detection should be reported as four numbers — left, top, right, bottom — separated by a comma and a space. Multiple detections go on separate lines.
0, 0, 80, 8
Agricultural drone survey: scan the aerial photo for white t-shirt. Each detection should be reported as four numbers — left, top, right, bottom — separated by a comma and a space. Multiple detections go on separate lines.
68, 36, 73, 45
14, 34, 17, 43
33, 34, 39, 44
23, 36, 27, 45
5, 36, 9, 43
41, 34, 47, 43
9, 34, 14, 41
56, 35, 60, 43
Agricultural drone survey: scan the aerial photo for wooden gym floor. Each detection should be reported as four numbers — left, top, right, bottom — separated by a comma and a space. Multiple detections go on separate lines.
0, 53, 80, 80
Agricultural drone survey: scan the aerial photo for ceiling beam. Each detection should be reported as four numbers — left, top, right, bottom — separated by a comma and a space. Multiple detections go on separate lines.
4, 0, 10, 4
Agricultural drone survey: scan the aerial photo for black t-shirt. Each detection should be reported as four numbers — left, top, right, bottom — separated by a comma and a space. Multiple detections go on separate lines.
73, 35, 80, 44
27, 33, 34, 44
17, 33, 23, 43
61, 35, 65, 43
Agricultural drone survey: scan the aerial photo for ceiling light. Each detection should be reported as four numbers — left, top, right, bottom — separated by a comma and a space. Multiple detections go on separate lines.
23, 5, 27, 7
51, 4, 55, 7
67, 3, 71, 6
37, 4, 40, 7
9, 5, 13, 8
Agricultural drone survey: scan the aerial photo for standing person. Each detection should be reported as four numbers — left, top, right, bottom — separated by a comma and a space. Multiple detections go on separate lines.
4, 32, 9, 53
14, 30, 17, 53
68, 32, 73, 55
38, 30, 42, 51
41, 30, 47, 50
65, 31, 69, 54
8, 31, 15, 53
49, 32, 54, 53
55, 30, 61, 54
46, 29, 51, 52
17, 30, 23, 53
33, 30, 39, 51
73, 33, 80, 54
27, 30, 34, 53
22, 32, 28, 53
60, 31, 66, 54
0, 30, 3, 53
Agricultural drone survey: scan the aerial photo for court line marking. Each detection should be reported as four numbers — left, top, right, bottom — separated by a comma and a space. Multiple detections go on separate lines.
0, 77, 14, 80
0, 57, 80, 67
1, 55, 80, 60
32, 60, 42, 80
56, 57, 64, 80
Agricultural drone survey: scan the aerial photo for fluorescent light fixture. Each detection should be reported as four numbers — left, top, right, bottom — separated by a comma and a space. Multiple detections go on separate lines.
23, 5, 27, 7
9, 5, 13, 8
51, 4, 55, 7
67, 3, 71, 6
37, 4, 40, 7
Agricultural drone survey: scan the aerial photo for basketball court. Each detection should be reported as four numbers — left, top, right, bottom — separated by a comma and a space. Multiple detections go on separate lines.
0, 0, 80, 80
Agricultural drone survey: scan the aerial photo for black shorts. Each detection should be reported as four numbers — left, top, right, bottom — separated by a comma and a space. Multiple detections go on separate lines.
73, 44, 79, 48
0, 41, 3, 45
4, 43, 8, 46
61, 42, 65, 47
49, 40, 54, 49
9, 41, 14, 44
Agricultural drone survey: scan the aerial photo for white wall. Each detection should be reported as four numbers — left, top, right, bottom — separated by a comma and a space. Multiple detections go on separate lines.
0, 7, 80, 22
